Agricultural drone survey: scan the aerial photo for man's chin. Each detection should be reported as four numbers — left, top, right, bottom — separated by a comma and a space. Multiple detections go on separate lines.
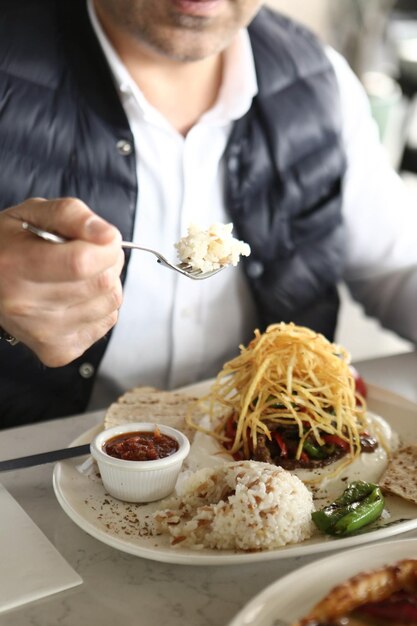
142, 31, 234, 62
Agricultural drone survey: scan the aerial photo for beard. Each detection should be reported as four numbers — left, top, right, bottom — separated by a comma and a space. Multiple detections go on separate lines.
93, 0, 261, 62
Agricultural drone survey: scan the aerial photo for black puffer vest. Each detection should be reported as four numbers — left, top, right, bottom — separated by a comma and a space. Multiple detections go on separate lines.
0, 0, 346, 427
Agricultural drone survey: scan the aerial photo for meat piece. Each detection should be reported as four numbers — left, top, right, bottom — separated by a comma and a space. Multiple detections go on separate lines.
293, 559, 417, 625
252, 434, 273, 463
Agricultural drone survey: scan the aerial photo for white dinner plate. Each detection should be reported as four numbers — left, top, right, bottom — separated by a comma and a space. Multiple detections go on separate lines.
227, 537, 417, 626
53, 381, 417, 565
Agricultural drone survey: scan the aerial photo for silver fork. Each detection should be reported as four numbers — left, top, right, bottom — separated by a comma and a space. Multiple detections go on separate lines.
20, 221, 225, 281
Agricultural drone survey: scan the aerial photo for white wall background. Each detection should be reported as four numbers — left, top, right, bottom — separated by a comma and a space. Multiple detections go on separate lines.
265, 0, 330, 39
264, 0, 414, 361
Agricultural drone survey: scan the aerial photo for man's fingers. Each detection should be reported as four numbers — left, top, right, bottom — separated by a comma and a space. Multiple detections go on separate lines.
1, 272, 123, 318
29, 311, 121, 368
4, 226, 124, 283
0, 197, 125, 365
6, 197, 121, 245
3, 285, 123, 368
35, 238, 123, 282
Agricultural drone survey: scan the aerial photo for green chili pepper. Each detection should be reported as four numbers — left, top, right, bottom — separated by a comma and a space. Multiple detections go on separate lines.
333, 487, 385, 535
303, 440, 329, 460
312, 481, 385, 536
335, 481, 377, 506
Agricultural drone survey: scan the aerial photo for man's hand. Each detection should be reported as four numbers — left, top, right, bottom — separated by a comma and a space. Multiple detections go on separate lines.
0, 197, 125, 366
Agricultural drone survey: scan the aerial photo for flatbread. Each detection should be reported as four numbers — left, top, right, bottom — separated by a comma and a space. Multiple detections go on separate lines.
379, 444, 417, 505
103, 386, 203, 443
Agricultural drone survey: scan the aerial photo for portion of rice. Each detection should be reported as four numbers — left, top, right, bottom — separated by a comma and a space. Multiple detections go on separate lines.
153, 461, 314, 551
175, 223, 251, 273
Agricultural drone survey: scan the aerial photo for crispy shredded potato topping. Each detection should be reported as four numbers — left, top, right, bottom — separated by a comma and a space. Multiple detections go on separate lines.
187, 323, 367, 473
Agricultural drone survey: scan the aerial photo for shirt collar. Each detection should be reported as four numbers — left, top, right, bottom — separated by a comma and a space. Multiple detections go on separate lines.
87, 0, 258, 128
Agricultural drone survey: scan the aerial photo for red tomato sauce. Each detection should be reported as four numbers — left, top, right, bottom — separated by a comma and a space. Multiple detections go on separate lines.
104, 429, 179, 461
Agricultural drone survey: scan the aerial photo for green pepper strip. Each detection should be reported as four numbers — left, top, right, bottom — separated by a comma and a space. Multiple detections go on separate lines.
312, 481, 385, 536
303, 440, 329, 460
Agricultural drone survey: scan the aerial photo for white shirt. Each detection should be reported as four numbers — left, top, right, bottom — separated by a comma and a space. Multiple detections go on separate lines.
87, 2, 417, 409
87, 0, 258, 408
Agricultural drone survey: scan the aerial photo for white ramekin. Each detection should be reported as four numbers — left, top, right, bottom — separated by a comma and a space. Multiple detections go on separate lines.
90, 422, 190, 503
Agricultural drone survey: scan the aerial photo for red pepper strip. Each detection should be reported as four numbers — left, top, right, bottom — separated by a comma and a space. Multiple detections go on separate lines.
273, 432, 288, 458
350, 365, 367, 399
300, 451, 309, 463
224, 415, 247, 460
323, 434, 350, 451
225, 415, 236, 440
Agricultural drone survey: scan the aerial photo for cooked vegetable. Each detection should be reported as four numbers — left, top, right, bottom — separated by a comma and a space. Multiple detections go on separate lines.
312, 481, 385, 536
302, 440, 329, 460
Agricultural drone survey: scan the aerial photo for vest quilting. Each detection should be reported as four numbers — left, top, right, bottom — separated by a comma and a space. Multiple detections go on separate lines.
0, 0, 346, 426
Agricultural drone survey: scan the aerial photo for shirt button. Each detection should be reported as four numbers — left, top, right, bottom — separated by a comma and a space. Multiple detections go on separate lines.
116, 139, 133, 156
79, 362, 95, 379
228, 156, 239, 172
119, 83, 130, 94
247, 260, 264, 278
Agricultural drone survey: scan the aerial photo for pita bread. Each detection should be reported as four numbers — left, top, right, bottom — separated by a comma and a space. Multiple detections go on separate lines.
379, 444, 417, 505
103, 386, 203, 443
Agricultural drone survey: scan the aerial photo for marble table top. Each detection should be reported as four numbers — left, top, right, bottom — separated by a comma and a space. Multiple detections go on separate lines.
0, 350, 416, 626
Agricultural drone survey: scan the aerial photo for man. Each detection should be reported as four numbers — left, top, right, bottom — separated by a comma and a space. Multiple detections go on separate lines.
0, 0, 416, 427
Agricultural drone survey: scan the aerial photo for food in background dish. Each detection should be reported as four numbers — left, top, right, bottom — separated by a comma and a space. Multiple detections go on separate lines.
188, 323, 397, 489
293, 558, 417, 626
379, 444, 417, 505
174, 222, 250, 273
153, 460, 314, 550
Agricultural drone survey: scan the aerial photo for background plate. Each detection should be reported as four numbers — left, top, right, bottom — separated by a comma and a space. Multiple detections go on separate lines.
227, 537, 417, 626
